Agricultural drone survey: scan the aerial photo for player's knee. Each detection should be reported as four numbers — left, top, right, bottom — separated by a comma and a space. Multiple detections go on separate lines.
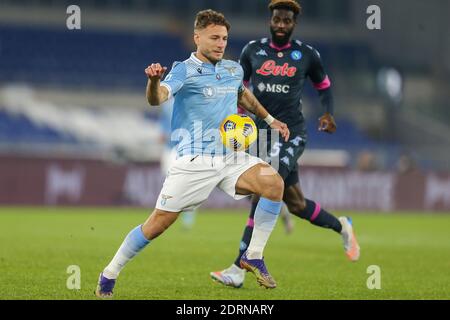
260, 174, 284, 201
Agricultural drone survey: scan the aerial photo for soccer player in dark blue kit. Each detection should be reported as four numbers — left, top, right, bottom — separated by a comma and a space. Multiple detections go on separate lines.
211, 0, 360, 288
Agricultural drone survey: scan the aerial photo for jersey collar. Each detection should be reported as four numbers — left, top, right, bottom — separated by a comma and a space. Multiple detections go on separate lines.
190, 52, 222, 67
269, 41, 292, 51
190, 52, 203, 65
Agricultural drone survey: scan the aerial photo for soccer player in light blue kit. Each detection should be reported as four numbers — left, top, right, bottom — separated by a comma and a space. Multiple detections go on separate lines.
96, 9, 290, 298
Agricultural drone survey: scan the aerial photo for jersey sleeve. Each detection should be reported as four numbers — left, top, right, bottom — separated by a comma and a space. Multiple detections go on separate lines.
237, 64, 246, 94
161, 62, 187, 97
307, 48, 334, 114
239, 43, 253, 82
307, 48, 331, 90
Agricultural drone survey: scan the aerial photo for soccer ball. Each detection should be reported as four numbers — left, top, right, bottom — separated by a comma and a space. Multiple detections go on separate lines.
219, 114, 257, 151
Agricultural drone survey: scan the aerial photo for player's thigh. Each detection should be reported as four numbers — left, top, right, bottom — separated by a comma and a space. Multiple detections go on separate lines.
218, 153, 278, 199
232, 160, 283, 199
156, 155, 220, 212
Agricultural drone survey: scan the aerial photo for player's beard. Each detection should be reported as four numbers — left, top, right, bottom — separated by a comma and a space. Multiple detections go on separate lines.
270, 27, 293, 47
202, 49, 222, 65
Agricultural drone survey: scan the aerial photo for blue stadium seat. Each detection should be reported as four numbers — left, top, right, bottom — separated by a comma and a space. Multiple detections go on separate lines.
0, 24, 187, 89
0, 110, 78, 144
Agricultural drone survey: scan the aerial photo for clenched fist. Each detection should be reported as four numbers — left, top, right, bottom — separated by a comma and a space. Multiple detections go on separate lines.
318, 112, 337, 134
145, 63, 167, 81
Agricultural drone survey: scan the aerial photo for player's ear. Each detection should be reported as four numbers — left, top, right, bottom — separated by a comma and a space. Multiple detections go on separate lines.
193, 31, 200, 46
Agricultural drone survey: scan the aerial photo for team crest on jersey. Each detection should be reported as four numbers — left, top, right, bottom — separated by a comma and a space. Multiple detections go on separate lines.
291, 50, 302, 61
160, 194, 173, 206
256, 49, 268, 56
224, 66, 237, 76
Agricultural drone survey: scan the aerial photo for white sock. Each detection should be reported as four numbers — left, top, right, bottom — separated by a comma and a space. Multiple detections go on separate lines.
103, 225, 150, 279
247, 197, 282, 259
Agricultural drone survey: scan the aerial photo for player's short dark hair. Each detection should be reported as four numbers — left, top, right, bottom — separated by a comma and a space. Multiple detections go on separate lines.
269, 0, 302, 19
194, 9, 231, 32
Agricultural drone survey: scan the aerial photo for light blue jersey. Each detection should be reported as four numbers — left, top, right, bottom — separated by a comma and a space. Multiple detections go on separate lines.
159, 98, 175, 148
161, 53, 245, 157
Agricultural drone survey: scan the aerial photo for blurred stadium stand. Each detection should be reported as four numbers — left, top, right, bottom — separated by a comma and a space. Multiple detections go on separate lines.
0, 24, 186, 89
0, 0, 449, 171
0, 86, 162, 160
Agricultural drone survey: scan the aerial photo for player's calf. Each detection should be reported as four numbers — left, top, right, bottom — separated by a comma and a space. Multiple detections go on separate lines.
283, 186, 341, 234
142, 210, 179, 240
285, 198, 306, 214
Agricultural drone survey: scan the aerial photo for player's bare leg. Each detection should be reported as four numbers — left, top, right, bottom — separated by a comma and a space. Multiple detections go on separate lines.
233, 163, 284, 288
96, 209, 179, 298
141, 209, 179, 240
283, 184, 360, 261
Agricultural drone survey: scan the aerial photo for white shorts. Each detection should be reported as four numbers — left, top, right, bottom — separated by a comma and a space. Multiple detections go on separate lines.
160, 147, 177, 176
156, 152, 266, 212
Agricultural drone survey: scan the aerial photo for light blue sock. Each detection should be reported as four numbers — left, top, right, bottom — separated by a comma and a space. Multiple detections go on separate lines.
181, 210, 196, 229
103, 225, 150, 279
247, 197, 282, 259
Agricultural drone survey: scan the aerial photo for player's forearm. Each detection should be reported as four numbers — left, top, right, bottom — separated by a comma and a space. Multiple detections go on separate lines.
146, 79, 168, 106
238, 88, 269, 120
318, 87, 334, 115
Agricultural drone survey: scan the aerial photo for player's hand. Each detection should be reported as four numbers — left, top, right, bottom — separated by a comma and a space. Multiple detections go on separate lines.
270, 119, 290, 142
145, 63, 167, 81
318, 112, 337, 134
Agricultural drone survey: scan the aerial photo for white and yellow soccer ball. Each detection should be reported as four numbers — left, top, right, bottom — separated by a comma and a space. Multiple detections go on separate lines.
219, 114, 257, 151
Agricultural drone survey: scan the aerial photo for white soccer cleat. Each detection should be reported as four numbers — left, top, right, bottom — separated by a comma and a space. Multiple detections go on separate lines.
339, 216, 360, 262
210, 263, 245, 288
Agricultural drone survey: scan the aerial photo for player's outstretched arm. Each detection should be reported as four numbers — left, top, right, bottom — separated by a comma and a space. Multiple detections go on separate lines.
238, 87, 290, 142
145, 63, 169, 106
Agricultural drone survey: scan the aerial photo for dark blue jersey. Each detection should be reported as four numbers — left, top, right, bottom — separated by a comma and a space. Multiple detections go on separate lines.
240, 38, 332, 130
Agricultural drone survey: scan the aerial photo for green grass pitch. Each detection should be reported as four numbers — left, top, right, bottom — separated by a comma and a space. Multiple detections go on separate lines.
0, 207, 449, 300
